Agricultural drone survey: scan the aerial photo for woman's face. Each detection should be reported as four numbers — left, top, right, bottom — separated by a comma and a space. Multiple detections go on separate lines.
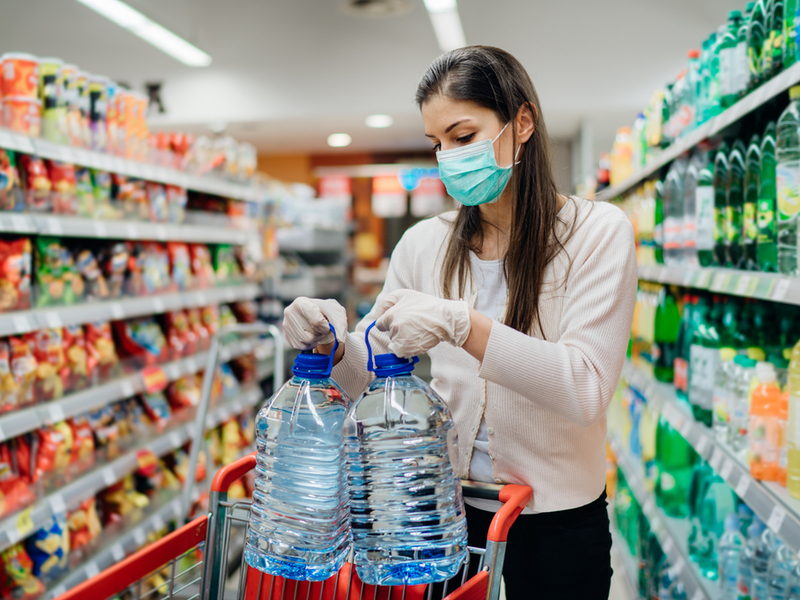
421, 96, 517, 167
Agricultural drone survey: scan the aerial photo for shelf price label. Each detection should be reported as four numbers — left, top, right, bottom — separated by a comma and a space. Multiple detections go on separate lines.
695, 271, 713, 288
682, 270, 696, 286
695, 435, 709, 456
772, 278, 792, 302
735, 275, 753, 296
711, 272, 731, 292
768, 505, 788, 534
93, 221, 108, 238
111, 544, 125, 562
43, 312, 62, 329
709, 448, 724, 471
12, 315, 31, 333
735, 476, 751, 499
720, 459, 734, 482
84, 561, 99, 579
133, 527, 146, 546
15, 508, 34, 539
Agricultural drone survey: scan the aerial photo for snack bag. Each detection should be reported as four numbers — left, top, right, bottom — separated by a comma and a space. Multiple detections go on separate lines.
210, 244, 241, 281
141, 242, 170, 294
201, 304, 220, 336
140, 392, 171, 430
91, 169, 118, 219
164, 310, 192, 359
100, 242, 129, 298
62, 324, 89, 391
123, 397, 150, 435
84, 321, 119, 380
189, 244, 215, 288
166, 185, 187, 223
186, 308, 209, 351
111, 173, 137, 219
124, 242, 145, 296
67, 497, 101, 552
235, 244, 258, 279
9, 338, 36, 409
231, 300, 258, 323
217, 363, 239, 398
68, 415, 95, 470
24, 513, 69, 583
219, 304, 237, 328
147, 182, 168, 222
221, 418, 243, 466
0, 149, 24, 212
166, 375, 201, 410
99, 475, 149, 525
87, 405, 119, 460
0, 544, 44, 600
230, 354, 256, 384
113, 318, 167, 366
0, 237, 32, 312
34, 422, 73, 481
0, 442, 36, 518
27, 329, 66, 401
130, 179, 149, 220
46, 161, 77, 215
34, 237, 84, 306
167, 242, 192, 291
74, 246, 109, 301
18, 155, 52, 212
74, 167, 95, 217
0, 342, 17, 413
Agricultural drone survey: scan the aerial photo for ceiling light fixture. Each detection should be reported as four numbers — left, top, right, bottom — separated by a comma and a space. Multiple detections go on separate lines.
365, 114, 394, 128
74, 0, 212, 67
423, 0, 465, 52
327, 133, 352, 148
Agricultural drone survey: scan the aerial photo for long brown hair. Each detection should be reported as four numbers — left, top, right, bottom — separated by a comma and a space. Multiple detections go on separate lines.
416, 45, 574, 336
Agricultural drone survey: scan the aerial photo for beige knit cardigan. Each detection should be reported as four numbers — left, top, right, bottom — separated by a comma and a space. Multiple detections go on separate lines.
332, 196, 638, 513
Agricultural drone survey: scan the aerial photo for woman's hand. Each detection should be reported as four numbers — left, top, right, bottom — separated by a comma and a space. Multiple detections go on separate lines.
283, 297, 347, 351
373, 290, 471, 357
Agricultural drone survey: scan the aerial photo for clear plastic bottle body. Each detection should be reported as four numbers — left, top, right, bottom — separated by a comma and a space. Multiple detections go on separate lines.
345, 373, 468, 586
245, 375, 351, 581
776, 96, 800, 275
664, 158, 688, 265
767, 542, 797, 600
719, 522, 744, 600
753, 529, 782, 600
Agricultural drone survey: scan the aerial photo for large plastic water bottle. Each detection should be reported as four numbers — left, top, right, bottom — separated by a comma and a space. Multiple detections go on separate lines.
776, 85, 800, 276
768, 541, 798, 600
345, 322, 468, 586
753, 528, 781, 600
719, 513, 744, 600
739, 517, 767, 600
244, 328, 352, 581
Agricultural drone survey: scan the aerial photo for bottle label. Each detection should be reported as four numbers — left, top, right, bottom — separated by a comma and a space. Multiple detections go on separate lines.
714, 206, 726, 244
750, 414, 779, 466
776, 160, 800, 222
674, 357, 689, 392
664, 216, 681, 250
713, 384, 730, 425
735, 40, 749, 93
689, 345, 717, 409
726, 205, 741, 243
757, 196, 777, 243
763, 34, 774, 73
654, 222, 664, 246
696, 186, 715, 250
744, 201, 758, 242
720, 47, 734, 97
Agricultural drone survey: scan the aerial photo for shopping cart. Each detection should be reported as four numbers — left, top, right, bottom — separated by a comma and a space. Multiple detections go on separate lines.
55, 452, 531, 600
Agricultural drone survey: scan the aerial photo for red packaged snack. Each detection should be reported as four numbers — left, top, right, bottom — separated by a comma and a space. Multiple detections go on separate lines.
0, 543, 44, 600
0, 149, 24, 212
26, 329, 66, 401
231, 300, 258, 323
34, 421, 73, 482
141, 242, 171, 295
100, 242, 129, 298
140, 392, 171, 430
9, 338, 36, 409
166, 374, 201, 410
84, 321, 119, 381
113, 317, 167, 366
67, 497, 101, 553
146, 182, 168, 222
46, 161, 77, 215
167, 242, 192, 291
189, 244, 215, 288
201, 305, 220, 337
0, 342, 16, 413
186, 308, 209, 351
124, 242, 145, 296
0, 442, 36, 518
112, 174, 148, 220
0, 238, 32, 312
74, 247, 109, 301
68, 415, 94, 470
61, 324, 89, 392
164, 310, 194, 359
18, 155, 52, 212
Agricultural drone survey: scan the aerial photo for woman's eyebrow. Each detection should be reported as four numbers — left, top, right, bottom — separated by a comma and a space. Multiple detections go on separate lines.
424, 119, 471, 138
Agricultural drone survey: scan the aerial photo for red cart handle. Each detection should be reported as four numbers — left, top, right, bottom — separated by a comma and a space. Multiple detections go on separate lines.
211, 452, 257, 492
487, 484, 533, 542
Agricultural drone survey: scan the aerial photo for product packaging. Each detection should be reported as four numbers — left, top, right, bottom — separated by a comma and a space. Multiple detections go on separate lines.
24, 513, 70, 583
0, 150, 24, 212
2, 97, 41, 137
113, 317, 167, 366
74, 167, 95, 217
167, 242, 192, 291
84, 321, 119, 381
62, 324, 89, 391
34, 237, 84, 306
0, 237, 32, 312
189, 244, 215, 287
100, 242, 129, 298
46, 161, 77, 215
27, 328, 66, 401
18, 155, 52, 213
0, 543, 44, 600
147, 182, 168, 223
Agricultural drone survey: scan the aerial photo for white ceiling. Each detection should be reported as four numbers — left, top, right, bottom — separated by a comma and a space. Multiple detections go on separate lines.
2, 0, 746, 156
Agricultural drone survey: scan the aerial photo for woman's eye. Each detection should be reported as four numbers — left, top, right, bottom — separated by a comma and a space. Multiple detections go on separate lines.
432, 143, 441, 152
457, 133, 475, 144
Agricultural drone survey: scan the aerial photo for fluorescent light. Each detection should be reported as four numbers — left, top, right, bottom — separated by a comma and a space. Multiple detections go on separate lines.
327, 133, 352, 148
423, 0, 457, 13
365, 114, 394, 128
428, 10, 466, 52
74, 0, 212, 67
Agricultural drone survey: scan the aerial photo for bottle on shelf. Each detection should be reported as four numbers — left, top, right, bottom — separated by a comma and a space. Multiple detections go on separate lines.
752, 527, 781, 600
744, 134, 763, 270
721, 11, 745, 109
730, 355, 759, 452
655, 179, 665, 264
766, 540, 797, 600
698, 37, 712, 126
785, 0, 798, 69
776, 85, 800, 276
655, 416, 695, 518
658, 561, 678, 600
735, 3, 757, 102
779, 367, 790, 487
698, 475, 738, 580
709, 27, 726, 119
689, 294, 722, 426
759, 121, 779, 272
749, 0, 768, 90
787, 336, 800, 498
714, 348, 739, 440
728, 140, 748, 268
714, 141, 731, 266
696, 149, 716, 267
749, 361, 782, 481
719, 513, 745, 600
684, 148, 703, 265
738, 516, 767, 600
244, 335, 352, 581
687, 459, 714, 562
764, 0, 785, 80
654, 285, 681, 382
675, 294, 698, 401
664, 157, 688, 265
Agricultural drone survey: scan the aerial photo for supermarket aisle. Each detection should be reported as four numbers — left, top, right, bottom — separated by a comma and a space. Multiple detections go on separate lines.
609, 544, 634, 600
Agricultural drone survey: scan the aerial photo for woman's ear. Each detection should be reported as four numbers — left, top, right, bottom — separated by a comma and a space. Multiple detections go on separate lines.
515, 102, 535, 144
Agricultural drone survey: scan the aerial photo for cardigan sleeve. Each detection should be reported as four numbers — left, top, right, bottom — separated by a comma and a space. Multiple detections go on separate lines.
477, 211, 637, 427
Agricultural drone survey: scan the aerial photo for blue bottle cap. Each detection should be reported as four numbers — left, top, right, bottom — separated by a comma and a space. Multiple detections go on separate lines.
292, 323, 338, 378
365, 321, 418, 377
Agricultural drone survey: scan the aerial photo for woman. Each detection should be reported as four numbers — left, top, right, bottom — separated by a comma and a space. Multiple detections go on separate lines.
283, 46, 637, 599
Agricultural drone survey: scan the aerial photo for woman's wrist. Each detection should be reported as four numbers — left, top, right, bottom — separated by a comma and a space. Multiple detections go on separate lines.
316, 339, 345, 366
461, 307, 492, 363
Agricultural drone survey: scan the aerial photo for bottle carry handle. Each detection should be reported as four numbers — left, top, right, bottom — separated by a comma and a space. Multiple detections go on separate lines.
297, 322, 338, 378
365, 321, 418, 373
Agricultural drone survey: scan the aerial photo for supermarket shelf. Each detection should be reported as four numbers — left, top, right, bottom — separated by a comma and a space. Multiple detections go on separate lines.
637, 264, 798, 305
596, 59, 800, 202
277, 227, 347, 253
0, 283, 260, 337
44, 494, 184, 600
610, 436, 718, 600
0, 213, 260, 245
0, 385, 264, 555
0, 129, 266, 203
623, 361, 800, 555
0, 336, 273, 444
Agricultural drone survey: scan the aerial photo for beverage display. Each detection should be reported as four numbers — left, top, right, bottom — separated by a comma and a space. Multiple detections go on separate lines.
718, 513, 744, 598
744, 134, 762, 270
750, 361, 783, 481
245, 332, 352, 581
714, 143, 731, 267
776, 86, 800, 275
788, 337, 800, 498
759, 121, 779, 272
344, 323, 468, 586
655, 286, 681, 382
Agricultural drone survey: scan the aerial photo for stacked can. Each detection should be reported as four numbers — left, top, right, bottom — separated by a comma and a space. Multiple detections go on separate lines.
0, 53, 41, 136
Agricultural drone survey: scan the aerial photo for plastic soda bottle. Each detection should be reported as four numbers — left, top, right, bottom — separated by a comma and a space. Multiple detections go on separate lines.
731, 356, 759, 452
675, 294, 697, 400
714, 142, 731, 266
776, 86, 800, 276
345, 323, 468, 585
714, 348, 738, 440
719, 513, 745, 600
721, 11, 745, 109
750, 361, 783, 481
764, 0, 785, 80
787, 337, 800, 498
655, 179, 665, 264
664, 157, 688, 265
687, 460, 713, 562
779, 373, 790, 487
244, 331, 351, 581
736, 4, 757, 100
750, 0, 769, 89
655, 417, 695, 518
759, 121, 779, 272
698, 475, 738, 580
654, 285, 681, 382
690, 295, 722, 426
767, 541, 796, 600
697, 152, 716, 266
739, 517, 768, 600
728, 140, 748, 268
785, 0, 798, 68
684, 147, 706, 264
753, 528, 781, 600
745, 134, 763, 270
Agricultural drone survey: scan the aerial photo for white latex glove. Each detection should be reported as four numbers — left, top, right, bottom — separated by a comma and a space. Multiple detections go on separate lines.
374, 289, 471, 358
283, 297, 348, 350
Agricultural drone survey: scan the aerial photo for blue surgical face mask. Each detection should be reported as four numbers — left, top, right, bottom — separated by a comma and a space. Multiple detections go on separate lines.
436, 122, 521, 207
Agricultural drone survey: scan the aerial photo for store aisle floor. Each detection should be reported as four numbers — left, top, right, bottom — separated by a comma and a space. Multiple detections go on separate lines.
609, 541, 635, 600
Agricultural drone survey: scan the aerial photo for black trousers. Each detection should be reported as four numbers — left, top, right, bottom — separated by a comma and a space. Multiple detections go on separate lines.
463, 491, 613, 600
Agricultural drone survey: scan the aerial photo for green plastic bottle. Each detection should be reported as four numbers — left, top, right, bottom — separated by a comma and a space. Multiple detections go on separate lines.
654, 286, 681, 382
764, 0, 785, 79
786, 0, 798, 68
758, 121, 778, 271
697, 154, 716, 266
654, 179, 665, 264
777, 86, 800, 276
736, 3, 757, 101
698, 38, 712, 124
655, 416, 695, 518
727, 140, 747, 268
690, 295, 722, 426
722, 11, 745, 109
709, 28, 726, 119
749, 0, 768, 89
744, 134, 762, 270
687, 460, 714, 563
713, 142, 730, 266
674, 293, 696, 401
697, 475, 739, 579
